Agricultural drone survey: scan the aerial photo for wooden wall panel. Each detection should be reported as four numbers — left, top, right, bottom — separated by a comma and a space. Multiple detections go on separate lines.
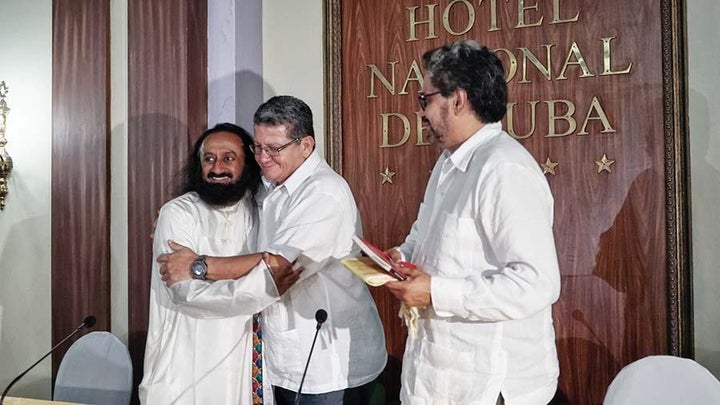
328, 1, 690, 404
127, 1, 207, 402
51, 0, 111, 379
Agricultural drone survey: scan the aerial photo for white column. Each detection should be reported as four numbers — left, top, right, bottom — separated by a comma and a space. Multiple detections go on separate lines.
110, 0, 129, 345
208, 0, 263, 132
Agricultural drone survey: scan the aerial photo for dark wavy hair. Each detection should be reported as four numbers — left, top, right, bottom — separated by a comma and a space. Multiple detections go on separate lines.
422, 40, 507, 123
174, 123, 261, 200
253, 95, 315, 140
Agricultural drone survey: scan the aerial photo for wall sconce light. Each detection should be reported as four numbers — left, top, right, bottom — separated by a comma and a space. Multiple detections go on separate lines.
0, 81, 13, 211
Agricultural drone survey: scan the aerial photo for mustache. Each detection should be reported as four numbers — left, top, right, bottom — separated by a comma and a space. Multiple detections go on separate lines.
208, 172, 233, 179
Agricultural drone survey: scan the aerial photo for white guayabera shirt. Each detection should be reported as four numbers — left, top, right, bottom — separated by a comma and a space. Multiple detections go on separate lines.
256, 151, 387, 394
398, 122, 561, 405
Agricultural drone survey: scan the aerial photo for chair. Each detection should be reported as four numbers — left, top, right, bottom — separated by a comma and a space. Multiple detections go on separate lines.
54, 331, 133, 405
603, 355, 720, 405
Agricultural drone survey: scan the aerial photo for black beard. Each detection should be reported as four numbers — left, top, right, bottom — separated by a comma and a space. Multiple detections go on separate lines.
196, 177, 249, 207
422, 118, 439, 144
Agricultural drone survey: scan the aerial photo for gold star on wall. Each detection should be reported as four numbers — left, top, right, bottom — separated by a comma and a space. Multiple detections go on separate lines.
540, 157, 558, 175
595, 154, 615, 173
379, 167, 396, 184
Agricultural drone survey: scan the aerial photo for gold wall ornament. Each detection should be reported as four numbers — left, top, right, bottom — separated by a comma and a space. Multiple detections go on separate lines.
595, 153, 615, 173
0, 81, 13, 210
379, 166, 396, 184
540, 157, 559, 175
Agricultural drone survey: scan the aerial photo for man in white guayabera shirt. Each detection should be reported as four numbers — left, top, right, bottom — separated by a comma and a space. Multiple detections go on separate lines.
159, 96, 387, 405
140, 123, 299, 405
385, 40, 561, 405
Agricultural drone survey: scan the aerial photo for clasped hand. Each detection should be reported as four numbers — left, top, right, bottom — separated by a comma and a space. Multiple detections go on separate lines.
157, 240, 195, 285
157, 240, 301, 295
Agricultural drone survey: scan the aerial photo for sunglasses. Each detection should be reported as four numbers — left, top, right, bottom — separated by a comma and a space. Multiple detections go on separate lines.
418, 91, 442, 110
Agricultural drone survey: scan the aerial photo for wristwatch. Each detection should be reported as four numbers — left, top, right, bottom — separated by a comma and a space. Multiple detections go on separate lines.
190, 255, 208, 280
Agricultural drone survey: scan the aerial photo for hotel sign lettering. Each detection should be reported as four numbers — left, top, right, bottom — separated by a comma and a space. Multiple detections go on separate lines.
364, 1, 635, 148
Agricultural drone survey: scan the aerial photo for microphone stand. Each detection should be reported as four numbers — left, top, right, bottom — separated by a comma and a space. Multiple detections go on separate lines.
294, 309, 327, 405
0, 316, 96, 405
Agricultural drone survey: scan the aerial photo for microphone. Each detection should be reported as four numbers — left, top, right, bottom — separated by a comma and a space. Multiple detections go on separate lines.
0, 316, 96, 404
314, 309, 327, 329
294, 309, 327, 405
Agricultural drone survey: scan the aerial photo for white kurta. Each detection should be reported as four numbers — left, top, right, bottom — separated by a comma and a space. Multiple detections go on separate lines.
139, 192, 278, 405
167, 151, 388, 395
398, 123, 561, 405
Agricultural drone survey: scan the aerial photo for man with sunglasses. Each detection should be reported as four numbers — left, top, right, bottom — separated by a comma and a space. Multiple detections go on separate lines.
385, 40, 561, 404
159, 96, 387, 405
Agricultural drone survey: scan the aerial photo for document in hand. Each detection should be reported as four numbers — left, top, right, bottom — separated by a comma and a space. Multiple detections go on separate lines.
341, 257, 399, 287
350, 235, 411, 281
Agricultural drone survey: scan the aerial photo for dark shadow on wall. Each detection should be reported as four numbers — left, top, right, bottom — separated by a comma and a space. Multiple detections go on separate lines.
126, 113, 189, 405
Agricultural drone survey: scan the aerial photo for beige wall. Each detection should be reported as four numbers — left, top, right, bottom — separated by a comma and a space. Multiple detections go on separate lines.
0, 0, 718, 401
688, 0, 720, 378
262, 0, 326, 156
0, 0, 53, 399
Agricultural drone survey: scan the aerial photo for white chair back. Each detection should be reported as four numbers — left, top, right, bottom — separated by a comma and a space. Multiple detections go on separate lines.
603, 355, 720, 405
54, 331, 132, 405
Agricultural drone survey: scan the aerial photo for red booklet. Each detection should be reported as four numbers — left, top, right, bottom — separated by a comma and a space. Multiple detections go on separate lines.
352, 235, 413, 281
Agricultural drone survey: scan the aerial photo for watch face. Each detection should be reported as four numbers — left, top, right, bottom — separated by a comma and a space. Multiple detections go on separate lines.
191, 260, 206, 279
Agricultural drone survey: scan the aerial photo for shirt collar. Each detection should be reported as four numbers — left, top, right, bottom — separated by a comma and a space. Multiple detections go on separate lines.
271, 150, 322, 195
218, 198, 244, 214
443, 122, 503, 172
